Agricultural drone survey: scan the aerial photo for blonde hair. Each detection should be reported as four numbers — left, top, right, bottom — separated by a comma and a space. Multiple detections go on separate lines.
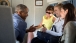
54, 3, 63, 10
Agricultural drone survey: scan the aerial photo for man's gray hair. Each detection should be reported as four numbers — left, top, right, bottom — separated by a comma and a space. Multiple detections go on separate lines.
15, 4, 27, 12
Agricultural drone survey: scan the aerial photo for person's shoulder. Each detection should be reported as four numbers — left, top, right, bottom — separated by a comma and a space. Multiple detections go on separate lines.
13, 13, 17, 18
43, 15, 46, 19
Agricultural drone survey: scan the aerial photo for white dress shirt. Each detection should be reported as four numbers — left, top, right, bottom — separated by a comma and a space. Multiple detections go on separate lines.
46, 18, 64, 36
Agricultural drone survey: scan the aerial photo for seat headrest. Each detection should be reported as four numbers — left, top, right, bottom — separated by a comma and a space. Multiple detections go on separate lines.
0, 6, 16, 43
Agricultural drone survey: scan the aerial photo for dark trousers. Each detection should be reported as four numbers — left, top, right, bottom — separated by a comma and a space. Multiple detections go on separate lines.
31, 37, 46, 43
31, 36, 60, 43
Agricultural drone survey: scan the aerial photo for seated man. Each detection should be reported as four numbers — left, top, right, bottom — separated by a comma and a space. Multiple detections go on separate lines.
13, 4, 36, 43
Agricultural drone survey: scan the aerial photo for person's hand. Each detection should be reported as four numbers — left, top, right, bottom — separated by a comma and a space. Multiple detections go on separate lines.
41, 27, 47, 32
26, 25, 36, 32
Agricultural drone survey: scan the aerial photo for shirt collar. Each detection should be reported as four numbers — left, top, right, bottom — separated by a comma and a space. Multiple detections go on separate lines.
59, 17, 64, 21
13, 13, 24, 21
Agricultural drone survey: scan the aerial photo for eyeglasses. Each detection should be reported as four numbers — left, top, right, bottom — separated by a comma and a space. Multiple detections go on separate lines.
46, 12, 53, 14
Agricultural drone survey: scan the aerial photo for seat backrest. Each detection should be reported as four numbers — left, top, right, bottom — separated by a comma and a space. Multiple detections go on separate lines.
0, 6, 16, 43
64, 21, 76, 43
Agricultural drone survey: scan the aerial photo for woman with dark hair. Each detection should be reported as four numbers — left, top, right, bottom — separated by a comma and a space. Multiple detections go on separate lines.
36, 5, 56, 30
61, 3, 76, 43
62, 3, 76, 28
